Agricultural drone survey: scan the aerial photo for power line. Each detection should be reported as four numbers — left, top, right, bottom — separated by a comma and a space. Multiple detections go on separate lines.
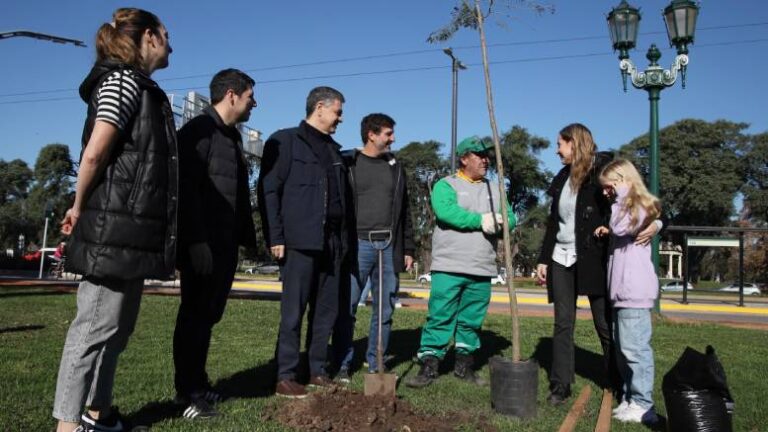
1, 37, 767, 106
1, 21, 765, 99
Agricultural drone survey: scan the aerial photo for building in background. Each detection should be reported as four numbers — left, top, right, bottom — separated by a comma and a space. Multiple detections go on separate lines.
168, 91, 263, 158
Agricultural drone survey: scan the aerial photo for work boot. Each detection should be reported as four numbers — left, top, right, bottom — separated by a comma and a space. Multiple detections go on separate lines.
405, 355, 439, 388
453, 353, 486, 386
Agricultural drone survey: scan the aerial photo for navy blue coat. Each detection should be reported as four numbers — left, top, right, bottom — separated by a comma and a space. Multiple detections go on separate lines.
257, 122, 353, 256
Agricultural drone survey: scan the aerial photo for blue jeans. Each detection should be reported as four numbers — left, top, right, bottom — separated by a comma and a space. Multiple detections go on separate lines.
333, 239, 396, 371
359, 278, 372, 304
614, 308, 655, 409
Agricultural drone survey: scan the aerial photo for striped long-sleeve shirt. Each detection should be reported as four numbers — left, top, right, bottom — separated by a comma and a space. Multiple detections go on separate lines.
95, 69, 140, 131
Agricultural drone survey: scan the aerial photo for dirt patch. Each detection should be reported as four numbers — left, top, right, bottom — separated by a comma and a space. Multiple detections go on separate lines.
264, 385, 497, 432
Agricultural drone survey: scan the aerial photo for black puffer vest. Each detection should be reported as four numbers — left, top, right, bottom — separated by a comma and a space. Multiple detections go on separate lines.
66, 61, 178, 280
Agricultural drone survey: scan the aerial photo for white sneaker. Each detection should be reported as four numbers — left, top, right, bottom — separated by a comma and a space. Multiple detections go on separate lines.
612, 400, 630, 416
615, 402, 649, 423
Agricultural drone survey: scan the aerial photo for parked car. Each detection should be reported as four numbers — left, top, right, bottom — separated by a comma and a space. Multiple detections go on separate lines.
245, 263, 280, 275
718, 283, 761, 296
660, 280, 694, 292
491, 273, 507, 285
417, 273, 431, 283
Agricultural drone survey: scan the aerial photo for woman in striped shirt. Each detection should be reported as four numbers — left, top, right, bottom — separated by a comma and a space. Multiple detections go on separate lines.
53, 8, 175, 432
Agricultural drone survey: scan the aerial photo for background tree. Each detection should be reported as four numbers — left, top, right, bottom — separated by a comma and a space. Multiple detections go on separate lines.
0, 159, 34, 249
743, 132, 768, 224
486, 125, 551, 215
428, 0, 554, 362
0, 145, 75, 252
618, 119, 747, 281
396, 140, 449, 273
482, 125, 551, 275
0, 159, 33, 206
25, 144, 75, 247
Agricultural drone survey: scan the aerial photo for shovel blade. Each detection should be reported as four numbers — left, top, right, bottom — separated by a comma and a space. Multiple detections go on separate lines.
364, 372, 397, 397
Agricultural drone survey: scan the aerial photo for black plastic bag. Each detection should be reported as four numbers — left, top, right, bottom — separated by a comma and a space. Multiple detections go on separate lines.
662, 345, 734, 432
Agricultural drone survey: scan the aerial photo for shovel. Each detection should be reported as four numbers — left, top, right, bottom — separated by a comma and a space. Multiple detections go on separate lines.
364, 230, 398, 397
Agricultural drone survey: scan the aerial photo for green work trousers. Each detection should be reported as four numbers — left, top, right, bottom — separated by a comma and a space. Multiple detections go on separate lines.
416, 271, 492, 360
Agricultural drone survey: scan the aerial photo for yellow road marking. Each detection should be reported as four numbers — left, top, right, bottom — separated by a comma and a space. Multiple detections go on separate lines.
231, 282, 768, 316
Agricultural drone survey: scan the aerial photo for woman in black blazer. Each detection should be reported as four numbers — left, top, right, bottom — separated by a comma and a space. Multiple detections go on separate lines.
536, 123, 660, 405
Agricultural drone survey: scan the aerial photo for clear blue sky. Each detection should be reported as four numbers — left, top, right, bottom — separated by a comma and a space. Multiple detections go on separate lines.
1, 0, 766, 176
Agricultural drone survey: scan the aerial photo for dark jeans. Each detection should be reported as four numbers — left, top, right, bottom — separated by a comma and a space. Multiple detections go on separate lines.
277, 232, 342, 381
550, 261, 617, 390
173, 249, 237, 397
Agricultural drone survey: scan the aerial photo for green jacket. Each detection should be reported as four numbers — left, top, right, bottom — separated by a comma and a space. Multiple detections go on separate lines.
430, 174, 516, 277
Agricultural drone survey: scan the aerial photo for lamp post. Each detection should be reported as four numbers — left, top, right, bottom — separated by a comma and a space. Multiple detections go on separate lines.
607, 0, 699, 308
443, 47, 467, 172
38, 201, 54, 279
0, 30, 85, 47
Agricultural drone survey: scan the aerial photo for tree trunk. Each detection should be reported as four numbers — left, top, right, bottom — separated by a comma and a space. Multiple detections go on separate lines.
474, 0, 520, 362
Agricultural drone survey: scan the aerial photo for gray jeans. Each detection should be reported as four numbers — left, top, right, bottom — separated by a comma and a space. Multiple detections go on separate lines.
52, 278, 143, 422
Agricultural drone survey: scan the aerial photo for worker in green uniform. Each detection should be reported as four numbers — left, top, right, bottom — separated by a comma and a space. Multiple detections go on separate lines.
406, 136, 516, 388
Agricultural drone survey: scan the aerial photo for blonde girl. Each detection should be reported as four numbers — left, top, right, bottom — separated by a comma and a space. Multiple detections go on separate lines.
598, 159, 661, 425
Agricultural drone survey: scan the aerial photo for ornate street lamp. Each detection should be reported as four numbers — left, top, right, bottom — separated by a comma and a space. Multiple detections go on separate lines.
607, 0, 700, 306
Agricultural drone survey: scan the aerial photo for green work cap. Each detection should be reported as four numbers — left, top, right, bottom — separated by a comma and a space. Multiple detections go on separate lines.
456, 136, 492, 156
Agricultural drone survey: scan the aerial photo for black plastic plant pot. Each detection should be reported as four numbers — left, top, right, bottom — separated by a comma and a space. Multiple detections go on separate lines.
489, 356, 538, 419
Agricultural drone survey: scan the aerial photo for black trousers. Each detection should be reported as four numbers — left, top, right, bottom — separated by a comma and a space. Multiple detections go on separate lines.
277, 232, 342, 381
550, 261, 618, 390
173, 248, 237, 396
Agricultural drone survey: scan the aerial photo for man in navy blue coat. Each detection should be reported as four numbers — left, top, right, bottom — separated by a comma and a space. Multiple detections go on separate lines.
257, 86, 353, 399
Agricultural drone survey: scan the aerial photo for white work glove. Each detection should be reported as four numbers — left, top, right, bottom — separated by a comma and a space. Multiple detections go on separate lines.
481, 212, 498, 235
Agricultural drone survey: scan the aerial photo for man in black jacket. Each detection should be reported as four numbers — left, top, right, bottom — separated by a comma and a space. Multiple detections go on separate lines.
257, 86, 352, 398
173, 69, 257, 418
332, 113, 414, 382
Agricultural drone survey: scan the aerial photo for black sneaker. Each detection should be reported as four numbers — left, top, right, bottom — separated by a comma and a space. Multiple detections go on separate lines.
181, 393, 219, 419
200, 388, 224, 403
175, 387, 224, 405
79, 408, 125, 432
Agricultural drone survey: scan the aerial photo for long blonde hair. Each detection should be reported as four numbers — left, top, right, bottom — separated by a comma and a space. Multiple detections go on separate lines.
600, 159, 661, 231
559, 123, 596, 191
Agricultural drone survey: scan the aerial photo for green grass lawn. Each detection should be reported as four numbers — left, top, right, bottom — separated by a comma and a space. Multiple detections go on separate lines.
1, 285, 766, 431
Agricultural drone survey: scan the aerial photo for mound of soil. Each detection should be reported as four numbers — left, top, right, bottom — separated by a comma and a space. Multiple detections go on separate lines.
264, 385, 497, 432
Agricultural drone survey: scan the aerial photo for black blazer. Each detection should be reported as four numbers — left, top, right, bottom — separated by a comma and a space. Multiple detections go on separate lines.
537, 152, 613, 302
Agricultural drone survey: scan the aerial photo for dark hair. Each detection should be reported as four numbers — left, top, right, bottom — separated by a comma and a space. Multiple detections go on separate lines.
360, 113, 395, 144
305, 86, 345, 117
209, 69, 255, 104
95, 8, 163, 67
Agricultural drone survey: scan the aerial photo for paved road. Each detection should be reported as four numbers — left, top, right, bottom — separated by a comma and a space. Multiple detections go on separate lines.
224, 278, 768, 326
3, 274, 766, 326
